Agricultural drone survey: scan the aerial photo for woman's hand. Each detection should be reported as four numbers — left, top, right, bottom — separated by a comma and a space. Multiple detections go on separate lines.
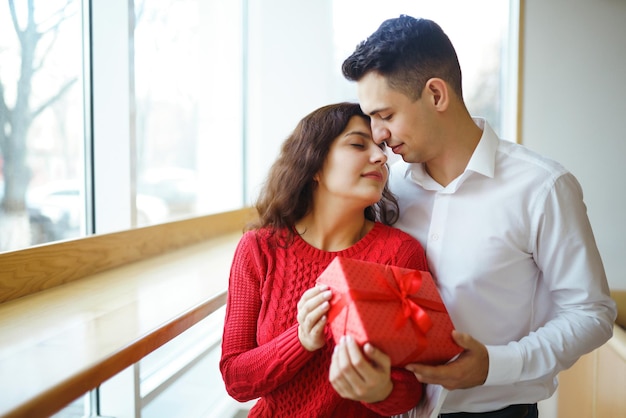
329, 336, 393, 403
297, 284, 332, 351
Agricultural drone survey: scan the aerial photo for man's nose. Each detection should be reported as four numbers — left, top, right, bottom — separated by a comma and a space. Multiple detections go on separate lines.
371, 121, 390, 144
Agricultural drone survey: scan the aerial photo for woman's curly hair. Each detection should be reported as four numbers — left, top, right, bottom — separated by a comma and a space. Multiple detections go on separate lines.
248, 102, 399, 242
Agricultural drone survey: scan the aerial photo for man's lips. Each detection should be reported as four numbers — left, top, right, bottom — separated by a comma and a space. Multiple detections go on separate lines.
390, 143, 403, 154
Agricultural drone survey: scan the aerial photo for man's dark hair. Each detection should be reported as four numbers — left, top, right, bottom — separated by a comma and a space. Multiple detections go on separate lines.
342, 15, 463, 101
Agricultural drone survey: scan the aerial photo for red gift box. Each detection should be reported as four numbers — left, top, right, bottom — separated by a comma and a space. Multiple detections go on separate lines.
316, 256, 462, 367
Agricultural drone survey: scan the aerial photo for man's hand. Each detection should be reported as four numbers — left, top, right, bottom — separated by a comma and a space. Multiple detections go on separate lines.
405, 330, 489, 390
296, 285, 332, 351
329, 335, 393, 403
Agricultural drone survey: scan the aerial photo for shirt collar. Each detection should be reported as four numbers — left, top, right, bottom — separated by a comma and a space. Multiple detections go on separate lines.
404, 117, 499, 189
466, 117, 498, 179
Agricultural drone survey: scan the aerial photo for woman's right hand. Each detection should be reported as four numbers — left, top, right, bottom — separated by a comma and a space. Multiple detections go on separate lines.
297, 284, 332, 351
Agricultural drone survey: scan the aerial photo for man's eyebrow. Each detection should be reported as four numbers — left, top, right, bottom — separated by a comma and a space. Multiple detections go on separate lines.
366, 107, 389, 116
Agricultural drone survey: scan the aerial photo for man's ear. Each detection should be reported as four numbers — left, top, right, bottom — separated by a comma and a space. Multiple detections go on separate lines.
424, 78, 449, 111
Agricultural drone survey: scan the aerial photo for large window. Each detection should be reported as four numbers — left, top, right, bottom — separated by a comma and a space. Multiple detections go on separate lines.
0, 0, 86, 252
0, 0, 517, 253
133, 0, 244, 225
0, 0, 246, 251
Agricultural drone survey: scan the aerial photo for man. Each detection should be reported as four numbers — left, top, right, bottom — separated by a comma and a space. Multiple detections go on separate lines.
337, 15, 616, 417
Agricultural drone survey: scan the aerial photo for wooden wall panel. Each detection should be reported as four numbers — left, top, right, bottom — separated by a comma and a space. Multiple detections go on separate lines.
557, 351, 597, 418
596, 339, 626, 418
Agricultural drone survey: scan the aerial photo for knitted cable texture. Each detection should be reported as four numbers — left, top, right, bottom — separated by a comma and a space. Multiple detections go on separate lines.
220, 222, 428, 417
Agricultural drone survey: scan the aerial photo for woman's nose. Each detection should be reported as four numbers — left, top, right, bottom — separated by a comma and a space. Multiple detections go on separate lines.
371, 144, 388, 164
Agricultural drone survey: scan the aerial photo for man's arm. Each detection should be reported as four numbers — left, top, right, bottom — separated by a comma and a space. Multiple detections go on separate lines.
405, 330, 488, 390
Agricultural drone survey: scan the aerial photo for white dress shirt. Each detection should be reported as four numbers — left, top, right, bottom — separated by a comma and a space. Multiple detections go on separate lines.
390, 118, 616, 413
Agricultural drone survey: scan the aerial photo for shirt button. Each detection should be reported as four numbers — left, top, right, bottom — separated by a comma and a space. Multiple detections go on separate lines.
431, 233, 439, 241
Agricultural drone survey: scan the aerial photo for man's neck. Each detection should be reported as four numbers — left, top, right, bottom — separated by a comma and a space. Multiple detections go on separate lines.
425, 117, 483, 187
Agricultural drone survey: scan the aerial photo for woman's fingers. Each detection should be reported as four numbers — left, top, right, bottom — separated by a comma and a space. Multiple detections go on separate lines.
297, 285, 330, 320
297, 285, 332, 351
330, 337, 393, 402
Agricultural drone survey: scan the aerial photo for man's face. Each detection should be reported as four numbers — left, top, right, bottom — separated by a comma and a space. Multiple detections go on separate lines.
357, 72, 438, 164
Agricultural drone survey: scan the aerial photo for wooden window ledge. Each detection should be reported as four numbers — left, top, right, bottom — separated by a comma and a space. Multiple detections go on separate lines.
0, 208, 254, 418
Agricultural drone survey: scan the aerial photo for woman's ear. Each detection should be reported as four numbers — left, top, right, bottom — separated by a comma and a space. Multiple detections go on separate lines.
424, 78, 449, 111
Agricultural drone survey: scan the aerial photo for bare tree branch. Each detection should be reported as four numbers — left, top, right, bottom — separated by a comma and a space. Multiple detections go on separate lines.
33, 26, 62, 73
31, 1, 78, 75
9, 0, 37, 43
2, 0, 80, 228
0, 82, 8, 118
40, 0, 77, 33
0, 83, 9, 151
136, 0, 146, 23
8, 0, 23, 40
31, 78, 78, 119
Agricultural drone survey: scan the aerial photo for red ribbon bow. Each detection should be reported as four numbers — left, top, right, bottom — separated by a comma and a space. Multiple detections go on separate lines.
327, 264, 446, 364
386, 267, 433, 333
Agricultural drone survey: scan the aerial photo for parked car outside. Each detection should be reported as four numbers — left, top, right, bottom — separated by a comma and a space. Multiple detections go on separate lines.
0, 181, 59, 245
25, 181, 169, 242
138, 167, 198, 218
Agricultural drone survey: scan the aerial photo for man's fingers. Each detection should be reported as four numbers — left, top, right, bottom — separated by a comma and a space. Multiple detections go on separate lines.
404, 331, 489, 390
451, 330, 474, 349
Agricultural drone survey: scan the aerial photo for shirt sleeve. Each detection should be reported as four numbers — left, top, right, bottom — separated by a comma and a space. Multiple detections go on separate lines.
484, 173, 616, 386
219, 232, 315, 401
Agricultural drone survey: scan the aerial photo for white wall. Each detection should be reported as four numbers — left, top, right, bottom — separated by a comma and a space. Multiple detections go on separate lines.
522, 0, 626, 290
245, 0, 336, 201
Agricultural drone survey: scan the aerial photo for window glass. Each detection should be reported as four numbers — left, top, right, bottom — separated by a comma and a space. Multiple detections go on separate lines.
332, 0, 513, 139
133, 0, 244, 226
138, 308, 239, 417
0, 0, 87, 252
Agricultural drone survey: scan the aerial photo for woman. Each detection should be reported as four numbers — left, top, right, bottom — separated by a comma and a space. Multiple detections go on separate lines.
220, 102, 426, 417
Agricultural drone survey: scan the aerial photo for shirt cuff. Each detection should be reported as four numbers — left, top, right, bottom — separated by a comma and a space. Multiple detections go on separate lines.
484, 344, 523, 386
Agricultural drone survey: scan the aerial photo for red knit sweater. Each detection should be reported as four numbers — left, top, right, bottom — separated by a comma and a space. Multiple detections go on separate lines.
220, 222, 428, 417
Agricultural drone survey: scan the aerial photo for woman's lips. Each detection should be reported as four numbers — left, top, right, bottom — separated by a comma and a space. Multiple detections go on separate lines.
362, 171, 383, 181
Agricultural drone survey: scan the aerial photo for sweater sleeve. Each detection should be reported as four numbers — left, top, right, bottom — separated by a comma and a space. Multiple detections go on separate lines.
219, 232, 315, 401
365, 368, 424, 416
405, 239, 429, 271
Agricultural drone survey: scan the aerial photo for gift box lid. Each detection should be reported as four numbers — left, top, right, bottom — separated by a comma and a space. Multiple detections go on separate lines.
316, 256, 462, 366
